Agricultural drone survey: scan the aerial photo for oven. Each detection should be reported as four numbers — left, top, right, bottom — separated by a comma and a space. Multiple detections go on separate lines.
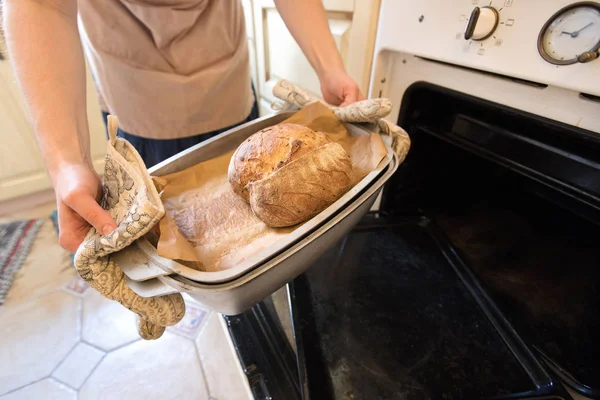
225, 1, 600, 399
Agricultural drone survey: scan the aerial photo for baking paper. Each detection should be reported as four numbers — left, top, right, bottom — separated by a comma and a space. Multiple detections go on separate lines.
153, 102, 388, 270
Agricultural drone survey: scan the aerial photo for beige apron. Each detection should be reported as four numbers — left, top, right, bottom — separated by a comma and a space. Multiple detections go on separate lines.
78, 0, 254, 139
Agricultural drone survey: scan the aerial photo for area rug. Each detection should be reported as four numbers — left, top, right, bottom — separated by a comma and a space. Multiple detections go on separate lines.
50, 209, 58, 234
0, 219, 45, 304
50, 210, 75, 266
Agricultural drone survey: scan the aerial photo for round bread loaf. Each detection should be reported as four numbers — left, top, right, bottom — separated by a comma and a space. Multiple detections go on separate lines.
228, 124, 332, 202
228, 123, 353, 227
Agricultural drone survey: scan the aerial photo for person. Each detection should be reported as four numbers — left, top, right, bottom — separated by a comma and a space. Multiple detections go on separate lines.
2, 0, 365, 253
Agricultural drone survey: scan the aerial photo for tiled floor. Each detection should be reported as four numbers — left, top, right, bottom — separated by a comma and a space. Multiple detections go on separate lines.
0, 203, 253, 400
3, 205, 593, 400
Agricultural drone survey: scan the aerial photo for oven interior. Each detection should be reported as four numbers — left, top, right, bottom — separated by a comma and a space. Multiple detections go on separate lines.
382, 82, 600, 397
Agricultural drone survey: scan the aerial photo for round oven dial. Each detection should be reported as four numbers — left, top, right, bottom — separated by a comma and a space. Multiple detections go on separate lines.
464, 6, 499, 41
538, 2, 600, 65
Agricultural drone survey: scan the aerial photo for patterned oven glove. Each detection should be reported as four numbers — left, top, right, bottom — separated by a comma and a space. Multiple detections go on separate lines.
272, 79, 411, 163
74, 116, 185, 340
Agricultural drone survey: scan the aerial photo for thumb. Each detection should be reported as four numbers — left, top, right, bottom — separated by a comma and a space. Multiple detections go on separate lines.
68, 194, 117, 236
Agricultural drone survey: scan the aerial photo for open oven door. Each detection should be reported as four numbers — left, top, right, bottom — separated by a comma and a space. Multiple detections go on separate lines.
224, 83, 600, 400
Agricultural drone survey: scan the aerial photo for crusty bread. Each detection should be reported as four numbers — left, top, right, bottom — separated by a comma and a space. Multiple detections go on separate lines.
247, 142, 353, 227
228, 124, 331, 202
228, 123, 353, 227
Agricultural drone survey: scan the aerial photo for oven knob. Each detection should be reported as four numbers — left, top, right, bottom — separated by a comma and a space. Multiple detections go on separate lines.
464, 6, 499, 41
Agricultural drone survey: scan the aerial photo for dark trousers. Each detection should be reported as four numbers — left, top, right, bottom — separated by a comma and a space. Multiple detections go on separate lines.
102, 85, 260, 168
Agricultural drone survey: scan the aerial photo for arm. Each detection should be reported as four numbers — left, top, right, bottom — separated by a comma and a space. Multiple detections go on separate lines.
2, 0, 116, 251
273, 0, 365, 106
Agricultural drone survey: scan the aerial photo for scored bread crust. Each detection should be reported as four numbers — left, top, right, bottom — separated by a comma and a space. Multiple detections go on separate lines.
246, 142, 353, 227
228, 124, 331, 202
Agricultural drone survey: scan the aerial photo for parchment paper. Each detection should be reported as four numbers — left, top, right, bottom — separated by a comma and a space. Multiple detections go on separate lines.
153, 102, 388, 270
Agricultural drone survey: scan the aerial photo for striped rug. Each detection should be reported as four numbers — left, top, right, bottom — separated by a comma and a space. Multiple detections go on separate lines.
0, 219, 44, 304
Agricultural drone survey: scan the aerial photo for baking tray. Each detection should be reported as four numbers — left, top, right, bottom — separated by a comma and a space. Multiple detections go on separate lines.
122, 150, 398, 315
113, 111, 395, 285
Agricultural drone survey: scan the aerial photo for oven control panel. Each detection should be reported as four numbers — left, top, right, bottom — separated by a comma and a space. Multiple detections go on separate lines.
373, 0, 600, 97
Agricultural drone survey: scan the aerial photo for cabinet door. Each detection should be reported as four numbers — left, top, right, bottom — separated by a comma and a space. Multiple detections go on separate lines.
241, 0, 260, 92
252, 0, 381, 116
0, 45, 106, 202
0, 52, 47, 202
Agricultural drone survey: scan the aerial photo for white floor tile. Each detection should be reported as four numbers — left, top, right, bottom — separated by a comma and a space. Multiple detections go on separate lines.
79, 332, 208, 400
0, 292, 80, 395
195, 313, 253, 400
81, 289, 140, 351
0, 378, 76, 400
52, 342, 105, 389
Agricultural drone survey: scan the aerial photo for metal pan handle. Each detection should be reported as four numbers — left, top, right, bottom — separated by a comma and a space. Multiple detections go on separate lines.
125, 276, 180, 298
111, 236, 187, 283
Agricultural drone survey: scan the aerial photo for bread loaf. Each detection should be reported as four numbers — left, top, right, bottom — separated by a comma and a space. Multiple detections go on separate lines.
228, 124, 331, 202
228, 123, 353, 227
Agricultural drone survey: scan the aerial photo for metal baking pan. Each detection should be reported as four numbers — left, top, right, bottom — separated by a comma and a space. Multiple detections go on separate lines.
124, 151, 398, 315
113, 111, 395, 285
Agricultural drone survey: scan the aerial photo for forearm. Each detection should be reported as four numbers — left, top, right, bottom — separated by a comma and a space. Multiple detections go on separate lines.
2, 0, 91, 184
273, 0, 345, 78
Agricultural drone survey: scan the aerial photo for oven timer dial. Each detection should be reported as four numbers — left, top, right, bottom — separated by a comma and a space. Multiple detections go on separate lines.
538, 2, 600, 65
464, 6, 499, 41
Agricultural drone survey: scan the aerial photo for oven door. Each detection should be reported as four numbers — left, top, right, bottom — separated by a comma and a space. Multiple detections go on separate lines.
225, 82, 600, 400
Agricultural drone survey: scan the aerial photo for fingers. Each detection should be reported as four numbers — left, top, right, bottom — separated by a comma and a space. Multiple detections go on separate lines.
320, 71, 365, 107
339, 87, 365, 108
58, 192, 117, 253
339, 99, 353, 108
52, 164, 118, 252
57, 202, 89, 253
63, 190, 117, 237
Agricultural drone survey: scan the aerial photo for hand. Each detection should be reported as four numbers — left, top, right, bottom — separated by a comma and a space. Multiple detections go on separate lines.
319, 70, 365, 107
53, 164, 117, 252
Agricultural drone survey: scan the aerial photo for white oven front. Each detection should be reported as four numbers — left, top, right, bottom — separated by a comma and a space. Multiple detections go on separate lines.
369, 0, 600, 136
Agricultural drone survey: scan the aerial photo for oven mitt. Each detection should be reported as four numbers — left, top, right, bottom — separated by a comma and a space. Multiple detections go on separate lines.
74, 115, 185, 340
272, 79, 411, 163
